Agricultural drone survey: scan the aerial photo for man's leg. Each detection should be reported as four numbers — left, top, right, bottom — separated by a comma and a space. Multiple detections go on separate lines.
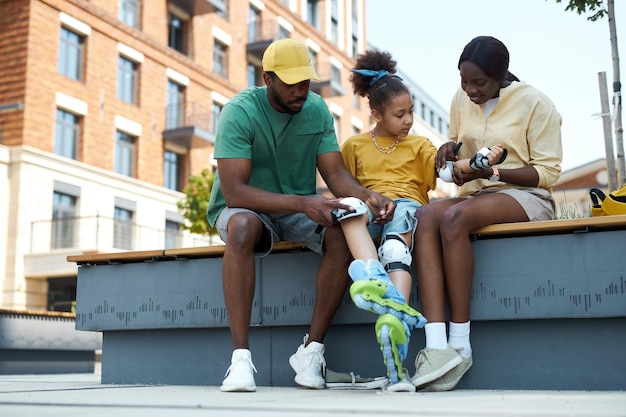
220, 212, 264, 392
308, 223, 351, 342
289, 224, 351, 389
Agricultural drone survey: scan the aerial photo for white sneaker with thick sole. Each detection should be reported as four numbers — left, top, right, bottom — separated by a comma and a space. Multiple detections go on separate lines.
220, 349, 257, 392
289, 334, 326, 389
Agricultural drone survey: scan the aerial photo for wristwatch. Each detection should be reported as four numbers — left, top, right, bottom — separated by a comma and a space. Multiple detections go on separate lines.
489, 167, 500, 182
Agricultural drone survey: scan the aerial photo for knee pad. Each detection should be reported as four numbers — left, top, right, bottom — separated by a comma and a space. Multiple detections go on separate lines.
331, 197, 368, 222
378, 233, 412, 273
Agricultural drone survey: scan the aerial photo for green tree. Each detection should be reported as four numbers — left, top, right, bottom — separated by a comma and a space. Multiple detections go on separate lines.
553, 0, 624, 186
177, 168, 217, 235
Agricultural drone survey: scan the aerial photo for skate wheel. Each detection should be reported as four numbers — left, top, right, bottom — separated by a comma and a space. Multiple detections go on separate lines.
352, 294, 372, 310
389, 309, 403, 320
402, 314, 418, 327
372, 303, 386, 315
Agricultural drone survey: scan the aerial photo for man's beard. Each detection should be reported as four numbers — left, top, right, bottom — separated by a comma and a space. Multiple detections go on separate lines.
268, 86, 306, 115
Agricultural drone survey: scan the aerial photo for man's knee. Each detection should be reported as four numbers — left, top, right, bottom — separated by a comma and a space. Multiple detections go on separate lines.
226, 213, 264, 247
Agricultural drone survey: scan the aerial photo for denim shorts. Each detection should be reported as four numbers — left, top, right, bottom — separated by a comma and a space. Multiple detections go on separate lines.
365, 198, 420, 250
215, 206, 325, 258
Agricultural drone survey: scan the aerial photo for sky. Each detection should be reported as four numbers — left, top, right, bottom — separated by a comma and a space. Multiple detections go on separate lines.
366, 0, 625, 172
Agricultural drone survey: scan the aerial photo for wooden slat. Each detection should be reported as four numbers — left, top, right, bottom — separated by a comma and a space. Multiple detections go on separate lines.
163, 240, 306, 258
472, 214, 626, 237
67, 249, 167, 265
67, 216, 626, 264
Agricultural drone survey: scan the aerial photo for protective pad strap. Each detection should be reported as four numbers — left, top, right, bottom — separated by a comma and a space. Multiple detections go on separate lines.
378, 234, 412, 273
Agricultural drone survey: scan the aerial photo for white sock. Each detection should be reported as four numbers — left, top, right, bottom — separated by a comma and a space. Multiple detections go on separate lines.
448, 321, 472, 358
424, 322, 447, 350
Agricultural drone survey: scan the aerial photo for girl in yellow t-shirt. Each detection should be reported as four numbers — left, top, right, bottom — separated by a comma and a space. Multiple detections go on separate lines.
336, 49, 505, 392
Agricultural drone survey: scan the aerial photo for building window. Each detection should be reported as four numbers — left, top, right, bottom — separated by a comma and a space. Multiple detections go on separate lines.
351, 0, 359, 57
120, 0, 140, 28
330, 0, 339, 45
113, 207, 134, 250
211, 102, 223, 135
48, 277, 77, 312
58, 27, 84, 81
309, 49, 318, 75
168, 12, 186, 54
279, 25, 290, 39
213, 41, 228, 78
166, 80, 185, 129
331, 64, 341, 87
248, 6, 261, 43
118, 56, 138, 104
115, 131, 136, 177
165, 220, 181, 249
52, 191, 77, 249
307, 0, 321, 30
55, 109, 80, 159
164, 150, 182, 191
247, 63, 262, 87
352, 95, 360, 110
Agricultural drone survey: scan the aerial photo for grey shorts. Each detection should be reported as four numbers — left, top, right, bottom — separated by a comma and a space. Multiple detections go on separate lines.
467, 188, 555, 221
215, 207, 325, 257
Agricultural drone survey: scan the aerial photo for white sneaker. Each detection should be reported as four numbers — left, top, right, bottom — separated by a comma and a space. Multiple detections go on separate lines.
289, 334, 326, 389
220, 349, 257, 392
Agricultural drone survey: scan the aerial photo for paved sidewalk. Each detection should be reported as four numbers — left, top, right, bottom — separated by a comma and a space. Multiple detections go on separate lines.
1, 373, 625, 417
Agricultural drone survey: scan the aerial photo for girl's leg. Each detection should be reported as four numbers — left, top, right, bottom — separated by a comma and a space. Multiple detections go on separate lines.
338, 213, 378, 260
387, 230, 414, 302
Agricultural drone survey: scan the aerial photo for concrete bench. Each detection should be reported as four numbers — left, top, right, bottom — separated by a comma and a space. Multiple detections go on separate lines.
0, 309, 102, 374
68, 215, 626, 390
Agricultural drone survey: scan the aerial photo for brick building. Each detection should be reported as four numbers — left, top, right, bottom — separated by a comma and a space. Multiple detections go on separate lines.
0, 0, 450, 312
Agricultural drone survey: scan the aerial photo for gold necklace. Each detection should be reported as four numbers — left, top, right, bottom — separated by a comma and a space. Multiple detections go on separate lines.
371, 129, 399, 154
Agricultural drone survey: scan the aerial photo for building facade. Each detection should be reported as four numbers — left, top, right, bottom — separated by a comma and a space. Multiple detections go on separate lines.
0, 0, 451, 312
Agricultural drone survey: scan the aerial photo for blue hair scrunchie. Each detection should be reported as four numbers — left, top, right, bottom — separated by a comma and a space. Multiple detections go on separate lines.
351, 69, 403, 86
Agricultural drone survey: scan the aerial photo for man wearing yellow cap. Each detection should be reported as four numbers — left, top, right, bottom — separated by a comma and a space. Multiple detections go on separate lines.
207, 39, 395, 392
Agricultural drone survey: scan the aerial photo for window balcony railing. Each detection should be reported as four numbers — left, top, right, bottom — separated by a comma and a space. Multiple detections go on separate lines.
29, 215, 214, 254
246, 19, 289, 64
163, 102, 214, 147
167, 0, 227, 17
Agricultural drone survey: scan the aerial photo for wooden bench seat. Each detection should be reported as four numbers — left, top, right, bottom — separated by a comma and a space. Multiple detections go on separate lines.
67, 215, 626, 265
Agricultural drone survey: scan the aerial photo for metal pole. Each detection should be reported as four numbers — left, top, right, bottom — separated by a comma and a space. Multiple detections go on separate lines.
608, 0, 624, 185
599, 71, 618, 191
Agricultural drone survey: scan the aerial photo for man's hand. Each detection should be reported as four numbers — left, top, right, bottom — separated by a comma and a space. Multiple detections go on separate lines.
301, 196, 357, 228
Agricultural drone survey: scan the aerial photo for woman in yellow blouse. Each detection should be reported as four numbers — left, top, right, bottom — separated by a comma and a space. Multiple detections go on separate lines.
411, 36, 563, 392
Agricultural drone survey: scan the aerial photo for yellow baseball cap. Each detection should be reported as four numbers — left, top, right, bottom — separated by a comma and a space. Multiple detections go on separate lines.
262, 39, 320, 84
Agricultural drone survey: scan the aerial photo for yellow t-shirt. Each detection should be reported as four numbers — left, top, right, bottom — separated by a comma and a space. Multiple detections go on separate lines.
341, 132, 437, 206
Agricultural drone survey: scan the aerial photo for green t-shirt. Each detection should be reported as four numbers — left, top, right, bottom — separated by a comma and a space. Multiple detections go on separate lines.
207, 87, 339, 226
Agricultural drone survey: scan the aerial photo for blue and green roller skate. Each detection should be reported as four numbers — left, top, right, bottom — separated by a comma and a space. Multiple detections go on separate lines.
375, 314, 414, 391
348, 259, 427, 329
